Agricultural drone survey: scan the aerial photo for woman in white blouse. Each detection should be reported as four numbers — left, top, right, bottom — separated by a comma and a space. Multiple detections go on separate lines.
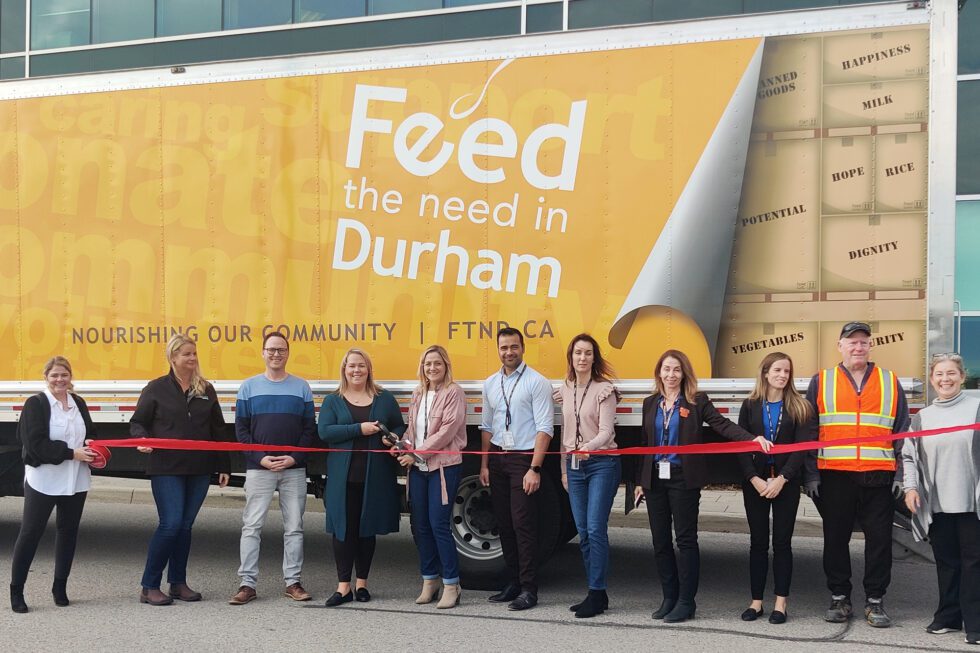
9, 356, 97, 614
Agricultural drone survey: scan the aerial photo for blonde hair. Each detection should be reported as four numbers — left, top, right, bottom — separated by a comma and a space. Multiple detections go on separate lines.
653, 350, 698, 404
166, 334, 208, 396
747, 352, 812, 425
337, 348, 383, 397
43, 356, 75, 392
416, 345, 454, 392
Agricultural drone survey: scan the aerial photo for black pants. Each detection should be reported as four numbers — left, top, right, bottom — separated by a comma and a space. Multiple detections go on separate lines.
11, 482, 87, 586
819, 470, 893, 599
644, 467, 701, 602
929, 512, 980, 633
742, 478, 801, 599
332, 483, 376, 583
488, 447, 539, 593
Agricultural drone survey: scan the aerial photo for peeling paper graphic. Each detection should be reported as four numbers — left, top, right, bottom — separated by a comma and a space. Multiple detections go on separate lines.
609, 41, 765, 358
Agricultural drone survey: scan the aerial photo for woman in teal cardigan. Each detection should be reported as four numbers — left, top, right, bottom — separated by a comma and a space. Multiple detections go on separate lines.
318, 348, 405, 607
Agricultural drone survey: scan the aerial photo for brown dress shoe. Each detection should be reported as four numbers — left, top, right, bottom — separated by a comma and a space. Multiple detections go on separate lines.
139, 588, 174, 606
284, 583, 312, 601
169, 583, 203, 602
228, 586, 256, 605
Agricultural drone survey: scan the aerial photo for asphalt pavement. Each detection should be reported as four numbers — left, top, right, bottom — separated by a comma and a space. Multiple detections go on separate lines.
0, 482, 968, 653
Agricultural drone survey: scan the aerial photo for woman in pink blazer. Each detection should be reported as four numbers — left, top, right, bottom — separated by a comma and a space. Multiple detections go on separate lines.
398, 345, 467, 609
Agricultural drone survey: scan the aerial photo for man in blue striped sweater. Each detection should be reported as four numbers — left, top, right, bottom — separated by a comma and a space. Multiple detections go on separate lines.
229, 332, 318, 605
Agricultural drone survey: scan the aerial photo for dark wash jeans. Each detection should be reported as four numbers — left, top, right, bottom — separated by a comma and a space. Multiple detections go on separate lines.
409, 464, 462, 584
566, 455, 621, 590
141, 474, 210, 589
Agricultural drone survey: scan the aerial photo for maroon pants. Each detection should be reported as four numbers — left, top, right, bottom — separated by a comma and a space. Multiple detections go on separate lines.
488, 446, 539, 594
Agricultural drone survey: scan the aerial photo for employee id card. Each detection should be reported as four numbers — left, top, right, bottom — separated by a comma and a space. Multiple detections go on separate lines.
501, 430, 516, 450
658, 460, 671, 480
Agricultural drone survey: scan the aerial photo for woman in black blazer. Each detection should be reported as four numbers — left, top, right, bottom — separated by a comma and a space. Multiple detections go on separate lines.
634, 350, 772, 623
736, 352, 816, 625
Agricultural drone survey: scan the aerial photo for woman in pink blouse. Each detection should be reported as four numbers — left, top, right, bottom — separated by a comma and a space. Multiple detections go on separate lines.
558, 334, 620, 619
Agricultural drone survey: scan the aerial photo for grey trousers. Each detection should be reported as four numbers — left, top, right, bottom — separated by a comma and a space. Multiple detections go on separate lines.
237, 467, 307, 588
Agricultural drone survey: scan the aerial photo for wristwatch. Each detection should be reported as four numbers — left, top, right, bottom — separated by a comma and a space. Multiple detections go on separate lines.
530, 465, 542, 474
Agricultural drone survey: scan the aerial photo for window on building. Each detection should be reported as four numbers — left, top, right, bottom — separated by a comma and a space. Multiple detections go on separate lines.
294, 0, 366, 22
31, 0, 90, 50
527, 2, 562, 33
958, 80, 980, 196
368, 0, 441, 16
157, 0, 222, 37
93, 0, 154, 44
961, 0, 980, 74
224, 0, 293, 30
1, 0, 27, 53
0, 54, 24, 78
650, 0, 742, 22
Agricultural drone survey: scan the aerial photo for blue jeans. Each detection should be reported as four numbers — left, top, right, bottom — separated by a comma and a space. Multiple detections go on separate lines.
409, 464, 462, 585
566, 455, 621, 590
141, 474, 210, 589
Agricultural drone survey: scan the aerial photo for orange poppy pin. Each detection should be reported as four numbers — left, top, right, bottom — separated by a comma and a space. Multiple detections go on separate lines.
679, 407, 690, 418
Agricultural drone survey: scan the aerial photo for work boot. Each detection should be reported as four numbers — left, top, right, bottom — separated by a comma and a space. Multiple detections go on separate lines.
139, 588, 174, 606
52, 578, 69, 606
825, 595, 852, 623
10, 584, 27, 614
865, 598, 892, 628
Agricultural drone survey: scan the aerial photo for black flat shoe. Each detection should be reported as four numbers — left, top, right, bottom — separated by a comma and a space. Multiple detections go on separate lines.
507, 591, 538, 611
652, 598, 677, 619
488, 583, 521, 603
769, 610, 787, 624
324, 591, 353, 607
741, 607, 764, 621
354, 587, 371, 603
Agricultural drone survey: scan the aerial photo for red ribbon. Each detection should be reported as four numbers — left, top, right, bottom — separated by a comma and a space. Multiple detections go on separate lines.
93, 422, 980, 457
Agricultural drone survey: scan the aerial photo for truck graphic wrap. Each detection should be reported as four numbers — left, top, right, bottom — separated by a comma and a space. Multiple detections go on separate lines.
0, 20, 929, 383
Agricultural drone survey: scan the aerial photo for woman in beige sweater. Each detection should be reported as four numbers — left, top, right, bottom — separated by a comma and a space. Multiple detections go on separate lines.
558, 333, 620, 619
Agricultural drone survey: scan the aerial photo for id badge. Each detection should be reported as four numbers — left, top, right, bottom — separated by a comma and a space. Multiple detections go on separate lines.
570, 455, 580, 471
658, 460, 671, 480
417, 460, 429, 472
501, 430, 516, 450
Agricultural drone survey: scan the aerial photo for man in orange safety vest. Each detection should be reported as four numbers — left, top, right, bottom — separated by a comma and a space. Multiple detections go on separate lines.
804, 321, 909, 629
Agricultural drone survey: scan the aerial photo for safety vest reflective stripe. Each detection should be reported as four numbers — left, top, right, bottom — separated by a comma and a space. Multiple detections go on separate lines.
821, 368, 836, 415
818, 446, 895, 460
818, 413, 895, 427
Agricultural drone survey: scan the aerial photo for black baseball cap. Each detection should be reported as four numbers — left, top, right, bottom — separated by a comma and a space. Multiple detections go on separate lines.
840, 321, 872, 338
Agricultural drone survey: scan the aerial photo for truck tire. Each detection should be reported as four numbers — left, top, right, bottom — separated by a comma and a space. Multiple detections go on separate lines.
453, 466, 564, 590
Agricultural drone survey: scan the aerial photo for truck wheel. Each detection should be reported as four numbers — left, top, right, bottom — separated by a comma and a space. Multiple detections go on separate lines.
453, 470, 563, 590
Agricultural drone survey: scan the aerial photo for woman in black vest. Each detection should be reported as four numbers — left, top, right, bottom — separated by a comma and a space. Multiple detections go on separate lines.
736, 352, 816, 624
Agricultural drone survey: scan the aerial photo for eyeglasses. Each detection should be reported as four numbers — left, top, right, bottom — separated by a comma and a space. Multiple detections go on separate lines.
931, 352, 962, 360
840, 321, 872, 336
264, 348, 288, 355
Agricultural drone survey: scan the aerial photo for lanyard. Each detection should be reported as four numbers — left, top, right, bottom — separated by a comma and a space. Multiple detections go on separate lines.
572, 380, 592, 448
658, 396, 678, 460
421, 390, 436, 440
763, 401, 783, 443
500, 366, 525, 430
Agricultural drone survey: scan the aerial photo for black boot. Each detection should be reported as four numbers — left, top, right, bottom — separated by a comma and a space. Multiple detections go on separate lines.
569, 592, 590, 612
652, 596, 677, 619
664, 599, 696, 623
575, 590, 607, 618
52, 578, 69, 607
10, 584, 28, 614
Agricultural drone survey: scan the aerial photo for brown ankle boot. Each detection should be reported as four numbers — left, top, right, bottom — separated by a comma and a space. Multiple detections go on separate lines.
169, 583, 202, 602
139, 588, 174, 606
416, 579, 441, 604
